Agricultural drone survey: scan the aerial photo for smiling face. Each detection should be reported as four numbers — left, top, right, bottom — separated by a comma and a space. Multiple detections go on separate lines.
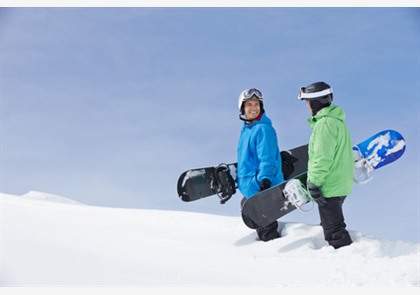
243, 99, 261, 121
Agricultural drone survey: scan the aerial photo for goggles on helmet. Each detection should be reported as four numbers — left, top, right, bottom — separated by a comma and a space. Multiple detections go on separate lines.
298, 87, 333, 100
243, 88, 263, 100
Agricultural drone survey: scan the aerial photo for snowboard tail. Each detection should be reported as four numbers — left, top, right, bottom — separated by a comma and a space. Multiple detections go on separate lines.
242, 172, 308, 229
353, 129, 406, 184
177, 163, 237, 203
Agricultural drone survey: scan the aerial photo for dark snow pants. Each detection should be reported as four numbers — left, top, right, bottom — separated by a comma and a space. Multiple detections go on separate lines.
318, 196, 352, 249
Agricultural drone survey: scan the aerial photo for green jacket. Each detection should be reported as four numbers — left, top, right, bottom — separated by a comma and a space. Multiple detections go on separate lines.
307, 105, 353, 198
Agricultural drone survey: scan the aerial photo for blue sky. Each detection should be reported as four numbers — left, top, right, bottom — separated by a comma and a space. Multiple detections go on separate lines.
1, 7, 419, 242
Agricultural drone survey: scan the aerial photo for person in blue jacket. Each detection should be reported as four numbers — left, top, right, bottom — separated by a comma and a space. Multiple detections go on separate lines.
237, 88, 284, 241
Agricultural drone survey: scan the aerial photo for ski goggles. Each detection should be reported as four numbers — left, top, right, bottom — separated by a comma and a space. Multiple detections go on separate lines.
298, 87, 333, 100
243, 88, 263, 100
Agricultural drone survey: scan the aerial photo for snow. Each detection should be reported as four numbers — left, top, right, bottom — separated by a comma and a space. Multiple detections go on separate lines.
1, 192, 419, 289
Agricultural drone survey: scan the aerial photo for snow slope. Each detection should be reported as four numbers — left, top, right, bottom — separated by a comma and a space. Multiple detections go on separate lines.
1, 192, 419, 287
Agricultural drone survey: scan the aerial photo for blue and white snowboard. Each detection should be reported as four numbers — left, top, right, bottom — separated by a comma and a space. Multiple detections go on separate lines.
353, 129, 406, 184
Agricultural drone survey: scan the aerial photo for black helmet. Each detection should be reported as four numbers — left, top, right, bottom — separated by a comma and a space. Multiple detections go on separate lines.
298, 81, 333, 103
298, 81, 333, 115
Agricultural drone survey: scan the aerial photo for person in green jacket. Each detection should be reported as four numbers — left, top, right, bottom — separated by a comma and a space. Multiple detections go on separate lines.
298, 81, 353, 249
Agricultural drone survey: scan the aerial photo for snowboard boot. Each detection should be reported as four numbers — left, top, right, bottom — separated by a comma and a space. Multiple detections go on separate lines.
329, 229, 352, 249
256, 221, 280, 242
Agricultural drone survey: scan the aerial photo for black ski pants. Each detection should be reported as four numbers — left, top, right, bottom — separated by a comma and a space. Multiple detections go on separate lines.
318, 196, 352, 249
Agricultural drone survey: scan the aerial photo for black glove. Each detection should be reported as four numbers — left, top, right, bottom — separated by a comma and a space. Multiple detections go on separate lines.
307, 182, 328, 207
260, 179, 271, 191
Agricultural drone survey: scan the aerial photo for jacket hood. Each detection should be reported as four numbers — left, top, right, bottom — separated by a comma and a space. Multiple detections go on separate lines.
308, 105, 345, 127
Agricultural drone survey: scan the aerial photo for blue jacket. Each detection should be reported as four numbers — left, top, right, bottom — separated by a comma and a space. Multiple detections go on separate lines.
237, 113, 284, 198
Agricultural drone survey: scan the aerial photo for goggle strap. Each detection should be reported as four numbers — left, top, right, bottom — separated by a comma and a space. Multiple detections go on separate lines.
299, 88, 333, 99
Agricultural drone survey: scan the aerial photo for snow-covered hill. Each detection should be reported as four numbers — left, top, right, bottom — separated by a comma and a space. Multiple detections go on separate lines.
1, 192, 419, 287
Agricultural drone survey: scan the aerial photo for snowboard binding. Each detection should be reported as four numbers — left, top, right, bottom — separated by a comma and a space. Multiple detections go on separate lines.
214, 163, 236, 204
353, 147, 375, 184
283, 178, 313, 212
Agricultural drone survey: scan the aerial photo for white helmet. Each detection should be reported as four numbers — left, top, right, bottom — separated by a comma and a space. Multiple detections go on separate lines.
238, 88, 264, 115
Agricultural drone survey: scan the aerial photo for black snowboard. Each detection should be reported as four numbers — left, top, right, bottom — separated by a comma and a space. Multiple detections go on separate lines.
177, 144, 308, 203
241, 172, 308, 229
